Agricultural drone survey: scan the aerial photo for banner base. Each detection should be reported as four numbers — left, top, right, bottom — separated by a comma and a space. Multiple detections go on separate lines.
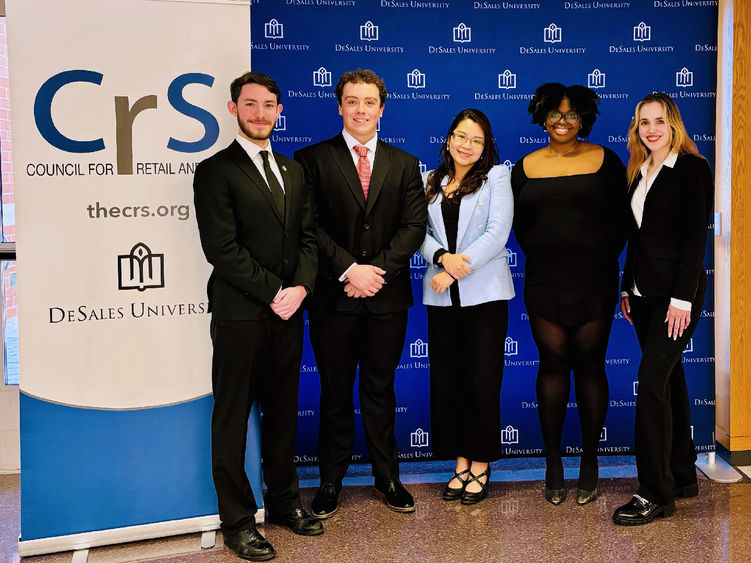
696, 452, 743, 483
18, 509, 266, 558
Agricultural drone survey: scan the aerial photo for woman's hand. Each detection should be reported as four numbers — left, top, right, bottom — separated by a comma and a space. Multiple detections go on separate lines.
441, 253, 471, 279
620, 296, 632, 325
665, 305, 691, 340
430, 271, 455, 293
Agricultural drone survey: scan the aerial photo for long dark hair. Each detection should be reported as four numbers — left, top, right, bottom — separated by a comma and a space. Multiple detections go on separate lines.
425, 108, 499, 203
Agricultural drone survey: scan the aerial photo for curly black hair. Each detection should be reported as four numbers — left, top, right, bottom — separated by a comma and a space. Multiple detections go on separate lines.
527, 83, 600, 138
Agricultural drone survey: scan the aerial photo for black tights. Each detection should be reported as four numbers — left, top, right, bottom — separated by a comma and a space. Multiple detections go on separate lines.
530, 316, 613, 490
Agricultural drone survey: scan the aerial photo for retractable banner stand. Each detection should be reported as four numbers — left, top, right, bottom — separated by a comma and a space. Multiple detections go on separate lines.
7, 0, 256, 556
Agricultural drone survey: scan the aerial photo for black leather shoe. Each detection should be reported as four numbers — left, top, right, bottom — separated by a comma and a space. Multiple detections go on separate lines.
673, 482, 699, 498
267, 507, 323, 536
373, 479, 415, 513
442, 468, 470, 501
544, 487, 567, 506
461, 466, 491, 505
311, 482, 341, 519
223, 525, 275, 561
613, 495, 675, 526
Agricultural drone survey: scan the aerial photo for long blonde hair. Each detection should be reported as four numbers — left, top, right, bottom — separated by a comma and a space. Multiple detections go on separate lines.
626, 92, 700, 186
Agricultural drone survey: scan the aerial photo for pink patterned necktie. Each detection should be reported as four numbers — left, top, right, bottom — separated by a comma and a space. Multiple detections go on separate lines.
354, 145, 371, 199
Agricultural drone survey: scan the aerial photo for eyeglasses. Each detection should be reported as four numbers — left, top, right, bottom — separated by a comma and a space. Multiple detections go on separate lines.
451, 131, 485, 149
547, 110, 580, 125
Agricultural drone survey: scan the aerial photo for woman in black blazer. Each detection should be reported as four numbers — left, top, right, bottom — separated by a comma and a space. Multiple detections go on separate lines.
613, 93, 713, 526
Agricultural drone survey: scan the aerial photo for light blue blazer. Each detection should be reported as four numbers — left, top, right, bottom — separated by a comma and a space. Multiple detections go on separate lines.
419, 165, 515, 307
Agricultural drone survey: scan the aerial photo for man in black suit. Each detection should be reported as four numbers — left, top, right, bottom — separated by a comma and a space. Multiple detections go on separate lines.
294, 69, 427, 517
194, 71, 320, 561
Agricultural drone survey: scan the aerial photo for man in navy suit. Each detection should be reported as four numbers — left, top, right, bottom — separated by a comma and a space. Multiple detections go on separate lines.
295, 69, 427, 518
194, 71, 320, 561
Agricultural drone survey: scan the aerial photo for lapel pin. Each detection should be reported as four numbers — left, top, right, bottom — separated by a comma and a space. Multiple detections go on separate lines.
282, 165, 287, 171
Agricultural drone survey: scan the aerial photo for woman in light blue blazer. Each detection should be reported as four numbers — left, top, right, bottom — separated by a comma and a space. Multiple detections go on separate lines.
419, 108, 514, 505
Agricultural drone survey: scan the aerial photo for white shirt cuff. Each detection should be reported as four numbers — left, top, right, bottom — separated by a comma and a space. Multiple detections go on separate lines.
670, 297, 692, 312
339, 262, 357, 282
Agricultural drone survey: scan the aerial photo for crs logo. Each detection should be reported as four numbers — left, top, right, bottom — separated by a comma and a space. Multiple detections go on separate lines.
34, 70, 220, 174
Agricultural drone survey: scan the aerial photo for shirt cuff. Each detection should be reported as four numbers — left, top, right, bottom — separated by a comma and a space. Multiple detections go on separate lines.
339, 262, 357, 282
433, 248, 448, 266
670, 297, 692, 312
621, 291, 629, 298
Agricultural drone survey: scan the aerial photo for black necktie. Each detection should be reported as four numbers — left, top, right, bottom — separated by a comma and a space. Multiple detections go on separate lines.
259, 150, 285, 216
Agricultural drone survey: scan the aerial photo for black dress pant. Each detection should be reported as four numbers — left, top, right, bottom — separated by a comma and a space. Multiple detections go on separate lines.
210, 313, 303, 529
427, 300, 508, 462
308, 308, 408, 484
630, 294, 701, 505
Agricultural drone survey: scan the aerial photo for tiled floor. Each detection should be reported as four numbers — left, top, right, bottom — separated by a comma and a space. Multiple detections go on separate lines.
2, 458, 750, 562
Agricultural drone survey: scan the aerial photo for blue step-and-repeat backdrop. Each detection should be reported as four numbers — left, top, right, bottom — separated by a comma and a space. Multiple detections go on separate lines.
250, 0, 718, 464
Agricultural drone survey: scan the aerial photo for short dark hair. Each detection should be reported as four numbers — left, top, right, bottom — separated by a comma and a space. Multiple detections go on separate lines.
335, 69, 388, 106
528, 82, 600, 138
230, 71, 281, 104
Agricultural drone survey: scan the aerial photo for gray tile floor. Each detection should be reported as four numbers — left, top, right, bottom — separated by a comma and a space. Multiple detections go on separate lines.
2, 458, 750, 562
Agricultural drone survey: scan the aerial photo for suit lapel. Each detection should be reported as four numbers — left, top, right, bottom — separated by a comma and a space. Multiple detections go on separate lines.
456, 188, 481, 248
428, 191, 448, 247
365, 140, 390, 216
229, 141, 284, 225
328, 135, 367, 211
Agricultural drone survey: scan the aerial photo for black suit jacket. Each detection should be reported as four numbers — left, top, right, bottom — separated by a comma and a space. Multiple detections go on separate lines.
621, 153, 713, 302
194, 140, 317, 320
294, 134, 427, 314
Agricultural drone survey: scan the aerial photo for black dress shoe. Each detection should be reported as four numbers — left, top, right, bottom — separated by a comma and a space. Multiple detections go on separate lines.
461, 466, 491, 505
544, 487, 567, 506
442, 468, 470, 501
373, 479, 415, 513
223, 525, 275, 561
311, 482, 341, 519
267, 507, 323, 536
673, 482, 699, 498
613, 495, 675, 526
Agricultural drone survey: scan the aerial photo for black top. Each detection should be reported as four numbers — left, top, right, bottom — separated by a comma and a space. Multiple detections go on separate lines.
511, 147, 628, 325
440, 197, 461, 307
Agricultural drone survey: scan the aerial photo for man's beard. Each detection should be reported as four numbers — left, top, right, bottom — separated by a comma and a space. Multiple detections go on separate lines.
238, 117, 274, 141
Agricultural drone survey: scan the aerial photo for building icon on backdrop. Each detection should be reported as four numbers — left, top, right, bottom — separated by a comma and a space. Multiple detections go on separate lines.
504, 336, 518, 357
407, 69, 426, 89
453, 23, 471, 43
588, 69, 606, 89
544, 23, 562, 43
313, 67, 332, 87
264, 19, 284, 39
633, 22, 651, 42
118, 243, 165, 292
676, 67, 694, 87
501, 425, 519, 444
410, 338, 429, 358
360, 21, 378, 41
410, 428, 429, 448
275, 114, 286, 131
506, 248, 517, 268
498, 70, 517, 90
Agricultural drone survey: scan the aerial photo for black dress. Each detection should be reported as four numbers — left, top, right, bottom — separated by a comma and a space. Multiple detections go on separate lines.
511, 147, 628, 325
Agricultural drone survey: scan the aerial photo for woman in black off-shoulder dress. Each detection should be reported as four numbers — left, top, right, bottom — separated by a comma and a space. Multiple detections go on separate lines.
511, 83, 628, 506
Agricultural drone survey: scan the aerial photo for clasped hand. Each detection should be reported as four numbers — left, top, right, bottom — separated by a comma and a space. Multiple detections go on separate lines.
270, 285, 307, 320
344, 264, 386, 298
441, 253, 471, 279
430, 271, 455, 293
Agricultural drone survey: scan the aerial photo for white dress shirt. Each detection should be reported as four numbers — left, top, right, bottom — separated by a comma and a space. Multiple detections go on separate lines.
235, 134, 285, 193
339, 129, 378, 281
625, 151, 691, 311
